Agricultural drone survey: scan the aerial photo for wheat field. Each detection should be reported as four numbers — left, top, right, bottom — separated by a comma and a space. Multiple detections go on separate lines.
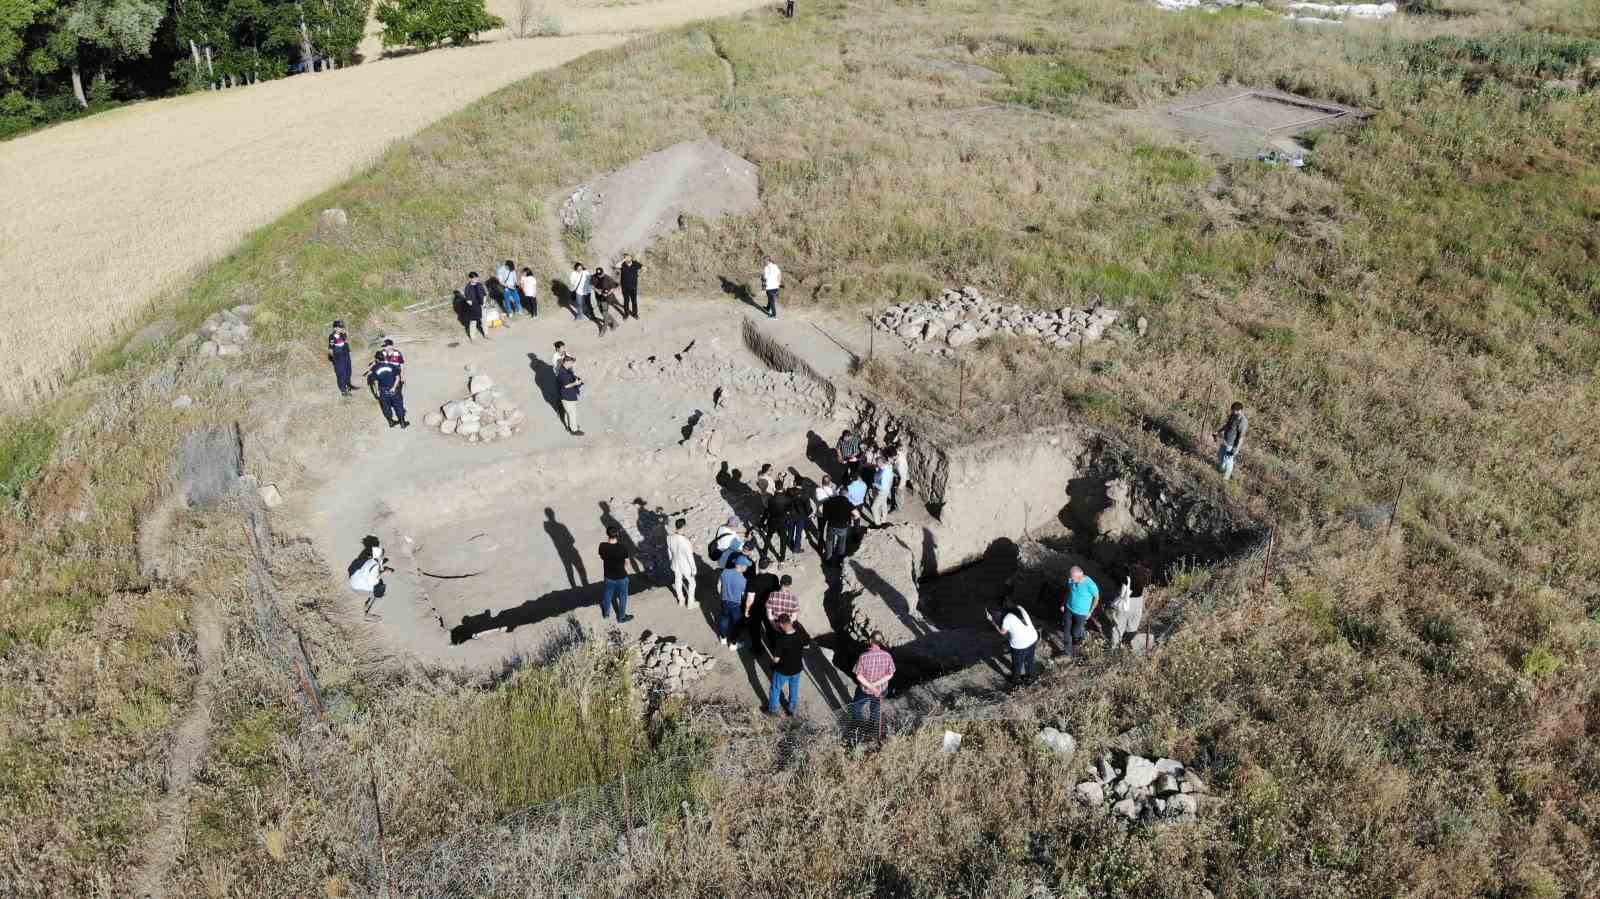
0, 0, 766, 414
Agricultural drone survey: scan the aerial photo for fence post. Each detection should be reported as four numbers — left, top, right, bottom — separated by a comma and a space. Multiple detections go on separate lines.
620, 767, 637, 871
1259, 528, 1275, 597
957, 360, 965, 417
1078, 329, 1085, 372
867, 316, 875, 365
1387, 470, 1408, 537
369, 757, 393, 899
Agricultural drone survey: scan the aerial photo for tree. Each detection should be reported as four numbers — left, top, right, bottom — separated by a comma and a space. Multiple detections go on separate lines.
374, 0, 500, 50
54, 0, 164, 104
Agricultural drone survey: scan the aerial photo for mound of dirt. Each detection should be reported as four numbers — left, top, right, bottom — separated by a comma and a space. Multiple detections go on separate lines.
560, 139, 758, 263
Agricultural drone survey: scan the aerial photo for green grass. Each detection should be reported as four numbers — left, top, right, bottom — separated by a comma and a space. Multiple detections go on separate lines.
0, 416, 56, 508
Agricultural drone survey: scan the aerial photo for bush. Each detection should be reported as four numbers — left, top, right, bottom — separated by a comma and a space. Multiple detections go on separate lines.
375, 0, 504, 49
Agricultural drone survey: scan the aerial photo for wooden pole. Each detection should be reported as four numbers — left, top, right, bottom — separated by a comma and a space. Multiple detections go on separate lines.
1259, 528, 1274, 596
1387, 471, 1407, 537
957, 360, 965, 416
1078, 329, 1085, 372
369, 758, 392, 899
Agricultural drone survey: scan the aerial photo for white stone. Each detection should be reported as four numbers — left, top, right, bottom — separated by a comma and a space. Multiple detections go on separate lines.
1136, 315, 1149, 337
1155, 758, 1185, 775
423, 411, 444, 428
456, 418, 482, 436
198, 341, 219, 357
1122, 756, 1159, 789
1167, 794, 1198, 817
1155, 774, 1182, 796
171, 395, 193, 409
468, 374, 496, 395
1037, 727, 1076, 759
216, 344, 242, 356
946, 323, 979, 348
1075, 781, 1105, 806
1111, 798, 1139, 820
496, 422, 513, 438
318, 207, 349, 230
258, 484, 283, 508
941, 731, 963, 753
440, 418, 458, 435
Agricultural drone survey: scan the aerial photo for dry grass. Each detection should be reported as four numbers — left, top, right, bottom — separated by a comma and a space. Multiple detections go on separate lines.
4, 0, 1600, 894
0, 0, 769, 417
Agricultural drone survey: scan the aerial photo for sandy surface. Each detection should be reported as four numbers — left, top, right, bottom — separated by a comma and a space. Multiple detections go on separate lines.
0, 0, 769, 413
280, 296, 979, 719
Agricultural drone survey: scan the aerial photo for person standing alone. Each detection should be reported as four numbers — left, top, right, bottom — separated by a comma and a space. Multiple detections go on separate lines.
569, 263, 593, 321
619, 253, 643, 320
1213, 401, 1248, 481
521, 266, 539, 317
1061, 566, 1099, 661
851, 632, 894, 739
761, 257, 782, 319
666, 517, 696, 607
991, 602, 1039, 685
557, 356, 584, 436
597, 526, 634, 622
327, 320, 353, 397
461, 272, 489, 341
765, 614, 809, 716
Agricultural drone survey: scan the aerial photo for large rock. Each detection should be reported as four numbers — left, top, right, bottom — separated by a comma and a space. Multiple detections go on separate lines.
1075, 781, 1105, 806
318, 208, 349, 231
1166, 794, 1198, 817
946, 323, 978, 348
1155, 774, 1181, 797
1122, 756, 1159, 789
468, 374, 496, 395
1111, 798, 1139, 820
440, 418, 458, 435
259, 484, 284, 508
1037, 727, 1076, 759
455, 418, 482, 436
423, 411, 444, 428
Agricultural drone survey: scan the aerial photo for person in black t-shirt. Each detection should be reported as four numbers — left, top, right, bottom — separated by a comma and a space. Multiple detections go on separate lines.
618, 253, 643, 319
597, 526, 634, 622
744, 557, 781, 653
762, 487, 795, 562
820, 493, 857, 565
459, 272, 489, 341
765, 614, 810, 716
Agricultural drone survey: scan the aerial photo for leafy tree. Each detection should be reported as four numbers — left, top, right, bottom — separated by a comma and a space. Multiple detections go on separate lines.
375, 0, 501, 50
51, 0, 165, 105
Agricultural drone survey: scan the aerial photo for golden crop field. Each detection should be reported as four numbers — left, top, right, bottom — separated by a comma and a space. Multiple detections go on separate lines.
0, 0, 765, 415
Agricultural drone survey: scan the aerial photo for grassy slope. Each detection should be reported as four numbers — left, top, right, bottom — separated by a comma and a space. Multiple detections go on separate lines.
2, 0, 1599, 894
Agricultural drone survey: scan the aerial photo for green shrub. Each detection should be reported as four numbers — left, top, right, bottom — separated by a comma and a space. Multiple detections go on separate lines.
376, 0, 505, 49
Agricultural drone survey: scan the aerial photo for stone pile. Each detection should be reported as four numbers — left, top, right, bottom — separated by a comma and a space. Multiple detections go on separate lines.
632, 631, 716, 693
421, 369, 526, 443
196, 304, 256, 357
874, 287, 1121, 354
1074, 749, 1208, 823
615, 352, 831, 417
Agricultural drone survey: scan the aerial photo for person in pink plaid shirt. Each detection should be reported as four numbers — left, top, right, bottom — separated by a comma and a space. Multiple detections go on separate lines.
851, 632, 895, 738
760, 575, 799, 654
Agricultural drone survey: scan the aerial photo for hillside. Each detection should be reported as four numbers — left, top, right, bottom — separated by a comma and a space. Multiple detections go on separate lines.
2, 0, 1598, 895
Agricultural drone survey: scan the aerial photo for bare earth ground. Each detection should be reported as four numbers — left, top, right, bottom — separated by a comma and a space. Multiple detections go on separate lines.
0, 0, 769, 413
282, 295, 975, 721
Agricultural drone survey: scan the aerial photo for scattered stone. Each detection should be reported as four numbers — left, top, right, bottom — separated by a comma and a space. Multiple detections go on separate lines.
171, 395, 194, 409
633, 632, 715, 693
199, 341, 219, 357
259, 484, 284, 508
318, 207, 350, 231
1037, 727, 1077, 759
423, 411, 444, 428
1122, 756, 1159, 789
1167, 794, 1198, 817
942, 731, 963, 753
1155, 774, 1182, 797
468, 374, 496, 395
217, 344, 242, 356
1075, 781, 1105, 806
1136, 315, 1149, 337
1111, 798, 1139, 820
433, 372, 521, 446
876, 287, 1120, 354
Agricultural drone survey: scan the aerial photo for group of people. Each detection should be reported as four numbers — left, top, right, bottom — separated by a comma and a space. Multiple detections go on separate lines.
328, 321, 412, 428
450, 254, 645, 340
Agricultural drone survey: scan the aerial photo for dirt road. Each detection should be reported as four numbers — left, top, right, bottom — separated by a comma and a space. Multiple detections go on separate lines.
0, 0, 769, 413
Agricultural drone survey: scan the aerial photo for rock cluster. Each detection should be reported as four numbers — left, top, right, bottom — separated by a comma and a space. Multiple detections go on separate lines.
1283, 0, 1396, 22
632, 631, 716, 693
614, 352, 831, 417
196, 305, 256, 358
1075, 750, 1207, 823
421, 369, 526, 443
874, 287, 1121, 355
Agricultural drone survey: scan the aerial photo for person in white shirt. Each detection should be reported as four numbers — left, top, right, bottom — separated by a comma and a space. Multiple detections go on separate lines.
569, 263, 592, 321
761, 257, 781, 319
348, 540, 394, 621
520, 266, 538, 317
665, 517, 696, 607
991, 602, 1039, 684
812, 475, 835, 536
495, 260, 523, 319
551, 340, 570, 368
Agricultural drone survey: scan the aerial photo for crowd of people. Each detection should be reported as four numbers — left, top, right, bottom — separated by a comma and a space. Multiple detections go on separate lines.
328, 257, 1253, 731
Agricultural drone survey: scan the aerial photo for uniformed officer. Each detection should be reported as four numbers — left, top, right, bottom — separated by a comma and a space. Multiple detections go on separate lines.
365, 351, 409, 429
378, 337, 405, 367
328, 320, 353, 397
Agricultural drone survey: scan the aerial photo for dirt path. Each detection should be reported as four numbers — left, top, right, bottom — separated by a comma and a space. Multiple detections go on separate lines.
130, 598, 223, 898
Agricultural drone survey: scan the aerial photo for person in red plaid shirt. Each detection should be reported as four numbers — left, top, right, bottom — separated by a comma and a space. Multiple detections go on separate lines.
851, 632, 895, 739
762, 575, 799, 652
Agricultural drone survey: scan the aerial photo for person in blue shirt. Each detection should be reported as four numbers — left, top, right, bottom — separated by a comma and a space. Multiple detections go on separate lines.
718, 556, 752, 650
869, 460, 895, 524
365, 352, 409, 429
845, 472, 869, 509
327, 320, 352, 397
1061, 566, 1099, 660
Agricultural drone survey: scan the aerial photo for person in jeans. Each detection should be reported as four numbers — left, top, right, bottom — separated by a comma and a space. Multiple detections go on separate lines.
665, 517, 695, 607
496, 259, 523, 319
761, 257, 781, 318
557, 356, 584, 436
520, 266, 538, 317
1061, 566, 1099, 660
619, 253, 643, 319
1213, 401, 1248, 481
365, 352, 409, 429
597, 526, 634, 621
820, 492, 857, 565
991, 602, 1039, 685
851, 632, 895, 739
782, 486, 809, 558
762, 485, 795, 561
869, 458, 895, 525
568, 263, 592, 321
766, 614, 809, 716
327, 320, 353, 397
835, 430, 861, 476
718, 556, 752, 650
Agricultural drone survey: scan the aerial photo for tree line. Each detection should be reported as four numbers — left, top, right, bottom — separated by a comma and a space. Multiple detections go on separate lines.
0, 0, 504, 137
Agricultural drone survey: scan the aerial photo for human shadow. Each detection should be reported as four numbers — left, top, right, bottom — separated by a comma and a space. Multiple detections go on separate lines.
550, 278, 574, 317
543, 507, 587, 588
850, 560, 933, 640
448, 572, 647, 643
1061, 473, 1114, 534
526, 354, 566, 424
679, 410, 703, 445
598, 501, 642, 574
805, 430, 835, 476
718, 275, 760, 312
715, 462, 762, 524
633, 498, 667, 574
803, 642, 850, 711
